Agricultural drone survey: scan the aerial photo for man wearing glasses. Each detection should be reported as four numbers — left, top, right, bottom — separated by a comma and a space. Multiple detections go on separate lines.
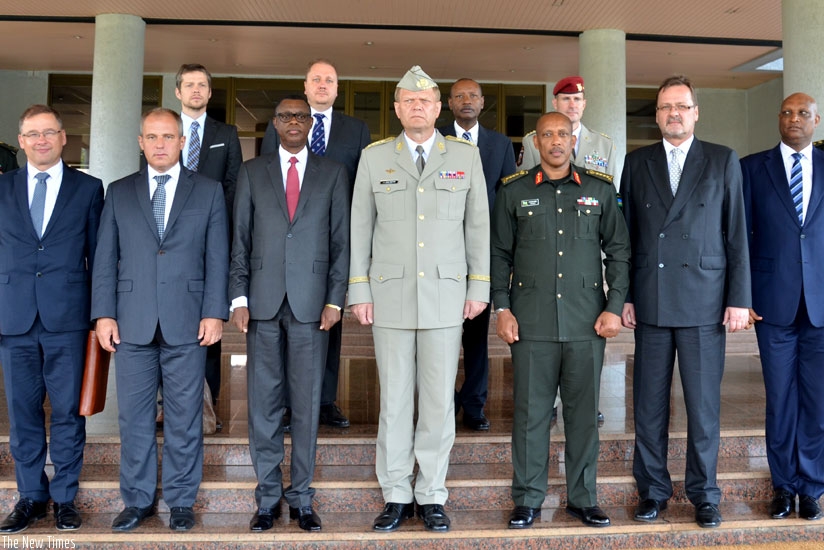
619, 75, 750, 529
0, 105, 103, 533
230, 96, 350, 532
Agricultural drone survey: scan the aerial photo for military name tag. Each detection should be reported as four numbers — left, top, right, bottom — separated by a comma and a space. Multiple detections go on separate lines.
380, 180, 399, 185
439, 171, 466, 179
521, 199, 540, 207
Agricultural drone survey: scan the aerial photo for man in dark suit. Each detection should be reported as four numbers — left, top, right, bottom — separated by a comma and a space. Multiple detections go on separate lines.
175, 63, 242, 412
741, 92, 824, 521
438, 78, 516, 431
0, 105, 103, 533
619, 75, 751, 529
230, 96, 350, 532
261, 59, 370, 429
92, 108, 229, 532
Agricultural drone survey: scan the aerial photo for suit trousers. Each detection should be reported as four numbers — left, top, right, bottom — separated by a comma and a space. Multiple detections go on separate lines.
756, 300, 824, 499
457, 303, 490, 417
510, 339, 603, 508
0, 319, 86, 504
115, 327, 206, 508
246, 298, 327, 509
632, 322, 725, 505
204, 340, 221, 403
320, 320, 343, 406
373, 325, 462, 505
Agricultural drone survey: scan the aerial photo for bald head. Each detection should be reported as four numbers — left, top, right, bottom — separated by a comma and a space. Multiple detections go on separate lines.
779, 92, 820, 151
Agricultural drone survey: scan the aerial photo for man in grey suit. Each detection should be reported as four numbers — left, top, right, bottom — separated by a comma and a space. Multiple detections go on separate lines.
349, 66, 489, 533
230, 96, 350, 532
92, 108, 229, 532
175, 63, 242, 413
619, 75, 750, 529
261, 59, 371, 428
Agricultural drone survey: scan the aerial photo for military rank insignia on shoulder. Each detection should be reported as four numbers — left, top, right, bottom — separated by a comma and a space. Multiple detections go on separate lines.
585, 169, 613, 184
523, 130, 536, 138
445, 135, 475, 147
365, 136, 395, 150
815, 139, 824, 151
501, 170, 529, 185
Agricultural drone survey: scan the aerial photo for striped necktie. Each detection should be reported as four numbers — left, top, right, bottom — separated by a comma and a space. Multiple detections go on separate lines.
790, 152, 804, 224
462, 131, 472, 143
187, 120, 200, 171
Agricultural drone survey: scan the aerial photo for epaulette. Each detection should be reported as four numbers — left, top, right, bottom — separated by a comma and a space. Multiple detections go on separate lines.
445, 135, 475, 147
364, 136, 394, 150
501, 170, 529, 185
597, 131, 613, 140
523, 130, 536, 138
585, 169, 613, 184
0, 142, 18, 154
814, 139, 824, 149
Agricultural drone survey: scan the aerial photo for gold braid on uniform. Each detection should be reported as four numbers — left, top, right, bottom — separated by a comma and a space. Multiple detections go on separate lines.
468, 274, 490, 282
585, 169, 613, 184
501, 170, 529, 186
348, 276, 369, 284
445, 135, 475, 146
364, 136, 395, 150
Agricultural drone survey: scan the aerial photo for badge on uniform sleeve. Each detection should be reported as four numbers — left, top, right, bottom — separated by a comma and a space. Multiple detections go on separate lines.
521, 199, 540, 207
439, 171, 466, 179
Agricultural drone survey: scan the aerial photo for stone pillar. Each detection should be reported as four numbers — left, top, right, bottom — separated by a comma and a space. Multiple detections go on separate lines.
782, 0, 824, 140
579, 29, 627, 183
88, 14, 145, 187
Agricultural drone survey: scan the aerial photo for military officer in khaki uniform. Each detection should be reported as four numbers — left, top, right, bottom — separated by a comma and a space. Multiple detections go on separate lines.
492, 112, 629, 529
349, 66, 489, 533
518, 76, 616, 178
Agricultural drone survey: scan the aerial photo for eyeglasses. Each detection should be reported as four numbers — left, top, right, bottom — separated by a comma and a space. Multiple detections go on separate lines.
656, 105, 696, 113
21, 129, 62, 140
275, 112, 311, 123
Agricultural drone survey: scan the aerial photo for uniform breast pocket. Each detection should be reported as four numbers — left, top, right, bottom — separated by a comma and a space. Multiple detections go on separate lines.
372, 180, 407, 221
434, 179, 470, 220
516, 205, 546, 240
574, 204, 601, 239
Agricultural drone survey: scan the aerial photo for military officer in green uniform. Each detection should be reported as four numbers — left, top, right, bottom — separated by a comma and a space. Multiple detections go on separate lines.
349, 66, 490, 533
0, 142, 19, 174
492, 111, 630, 529
518, 76, 616, 178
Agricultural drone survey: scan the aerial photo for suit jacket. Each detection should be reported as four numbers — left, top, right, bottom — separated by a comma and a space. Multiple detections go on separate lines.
192, 116, 242, 226
519, 123, 617, 177
91, 167, 229, 345
229, 151, 350, 323
348, 132, 490, 329
742, 144, 824, 327
0, 164, 103, 335
620, 138, 751, 327
260, 110, 371, 188
438, 123, 517, 210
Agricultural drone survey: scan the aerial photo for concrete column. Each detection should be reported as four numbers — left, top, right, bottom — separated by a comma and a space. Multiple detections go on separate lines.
88, 14, 145, 187
161, 73, 178, 110
0, 71, 49, 162
579, 29, 627, 183
782, 0, 824, 140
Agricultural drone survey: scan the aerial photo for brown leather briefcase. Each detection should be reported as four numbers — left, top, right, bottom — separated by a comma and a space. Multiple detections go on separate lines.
78, 330, 112, 416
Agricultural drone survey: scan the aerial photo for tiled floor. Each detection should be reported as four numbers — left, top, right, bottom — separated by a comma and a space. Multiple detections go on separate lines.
16, 322, 764, 441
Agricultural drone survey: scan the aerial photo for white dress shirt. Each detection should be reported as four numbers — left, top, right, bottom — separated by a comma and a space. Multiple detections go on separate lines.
27, 161, 63, 232
147, 163, 181, 227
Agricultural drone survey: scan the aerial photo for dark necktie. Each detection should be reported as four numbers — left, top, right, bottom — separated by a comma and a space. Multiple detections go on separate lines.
311, 114, 326, 156
462, 131, 472, 143
416, 145, 426, 175
30, 172, 49, 238
286, 157, 300, 221
187, 120, 200, 171
152, 174, 170, 239
790, 152, 804, 224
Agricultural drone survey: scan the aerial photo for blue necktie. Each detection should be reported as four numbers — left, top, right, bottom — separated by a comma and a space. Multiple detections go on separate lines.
790, 152, 804, 224
30, 172, 49, 238
311, 113, 326, 156
462, 131, 472, 143
152, 174, 170, 239
187, 120, 200, 170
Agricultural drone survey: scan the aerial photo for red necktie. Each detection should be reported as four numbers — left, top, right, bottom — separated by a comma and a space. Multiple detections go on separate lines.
286, 156, 299, 221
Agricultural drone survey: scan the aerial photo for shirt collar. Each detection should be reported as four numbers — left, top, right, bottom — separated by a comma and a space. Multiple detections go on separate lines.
779, 141, 813, 161
663, 134, 695, 157
279, 145, 308, 164
148, 162, 181, 182
453, 121, 479, 143
27, 160, 63, 182
181, 111, 207, 132
403, 131, 437, 159
310, 106, 333, 119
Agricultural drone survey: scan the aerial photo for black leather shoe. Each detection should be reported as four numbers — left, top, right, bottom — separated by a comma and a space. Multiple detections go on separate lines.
0, 498, 48, 533
508, 505, 541, 529
282, 407, 292, 433
769, 489, 795, 519
799, 495, 823, 521
634, 499, 667, 522
250, 506, 280, 531
373, 502, 414, 532
417, 503, 450, 532
289, 506, 322, 531
566, 505, 611, 527
695, 502, 722, 528
169, 506, 195, 531
111, 505, 155, 531
54, 501, 82, 530
462, 413, 490, 431
319, 403, 350, 428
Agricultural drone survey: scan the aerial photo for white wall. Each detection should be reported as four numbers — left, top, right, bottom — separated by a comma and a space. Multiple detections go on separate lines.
746, 77, 784, 155
693, 88, 749, 158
